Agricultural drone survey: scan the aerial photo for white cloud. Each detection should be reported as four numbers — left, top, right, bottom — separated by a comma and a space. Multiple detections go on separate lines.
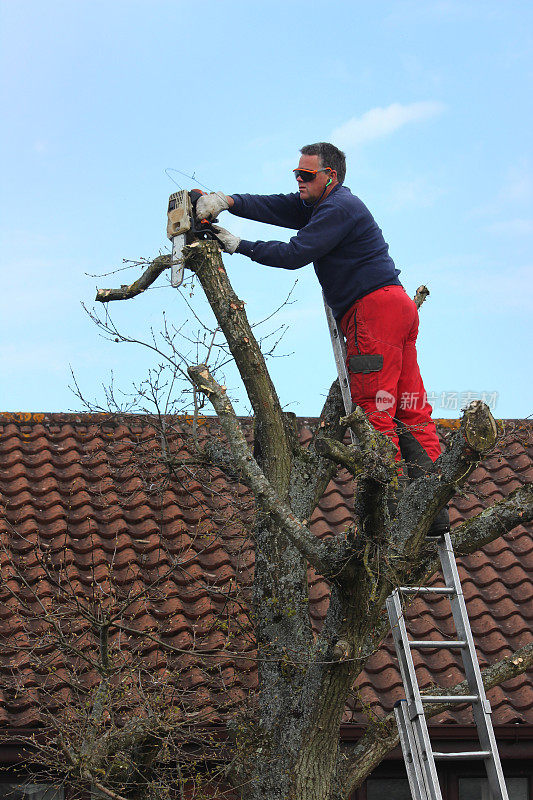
331, 102, 447, 149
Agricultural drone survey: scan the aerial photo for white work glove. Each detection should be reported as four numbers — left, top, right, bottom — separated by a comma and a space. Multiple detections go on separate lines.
196, 191, 229, 221
212, 224, 241, 254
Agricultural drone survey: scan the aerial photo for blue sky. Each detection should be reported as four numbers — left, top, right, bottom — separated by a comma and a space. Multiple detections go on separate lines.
1, 0, 531, 419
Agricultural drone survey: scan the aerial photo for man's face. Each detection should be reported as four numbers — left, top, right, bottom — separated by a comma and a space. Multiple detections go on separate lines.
295, 154, 333, 203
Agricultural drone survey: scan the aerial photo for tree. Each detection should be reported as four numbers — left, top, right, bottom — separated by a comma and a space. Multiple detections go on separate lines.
3, 240, 532, 800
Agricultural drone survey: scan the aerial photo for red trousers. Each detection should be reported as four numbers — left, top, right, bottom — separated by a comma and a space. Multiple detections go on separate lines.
339, 285, 441, 463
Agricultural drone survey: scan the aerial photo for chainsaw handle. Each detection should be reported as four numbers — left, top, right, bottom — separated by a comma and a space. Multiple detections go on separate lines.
188, 189, 222, 244
188, 189, 207, 221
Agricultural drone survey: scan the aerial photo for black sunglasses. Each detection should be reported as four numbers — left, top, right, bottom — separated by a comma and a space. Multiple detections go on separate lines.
293, 167, 332, 182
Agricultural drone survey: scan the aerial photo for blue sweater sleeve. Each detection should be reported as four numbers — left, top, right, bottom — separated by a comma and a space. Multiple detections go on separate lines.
236, 201, 355, 270
230, 192, 310, 230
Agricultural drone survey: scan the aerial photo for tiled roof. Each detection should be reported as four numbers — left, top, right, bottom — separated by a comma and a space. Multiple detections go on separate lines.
0, 413, 531, 731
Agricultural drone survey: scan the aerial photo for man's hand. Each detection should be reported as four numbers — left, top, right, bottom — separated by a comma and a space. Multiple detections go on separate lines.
196, 191, 230, 221
212, 224, 240, 254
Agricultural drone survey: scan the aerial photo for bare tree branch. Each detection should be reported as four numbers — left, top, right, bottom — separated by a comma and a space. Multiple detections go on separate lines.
453, 483, 533, 555
187, 362, 338, 576
95, 254, 171, 302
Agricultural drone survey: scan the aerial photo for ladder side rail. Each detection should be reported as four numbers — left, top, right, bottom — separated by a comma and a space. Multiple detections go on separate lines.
323, 296, 353, 416
386, 593, 443, 800
438, 534, 509, 800
395, 701, 432, 800
386, 593, 425, 713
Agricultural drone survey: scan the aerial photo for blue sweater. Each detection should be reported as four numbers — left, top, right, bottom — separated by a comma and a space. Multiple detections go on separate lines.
231, 184, 401, 319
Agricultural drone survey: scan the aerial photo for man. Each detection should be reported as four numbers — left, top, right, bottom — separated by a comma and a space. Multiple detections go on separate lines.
196, 142, 448, 535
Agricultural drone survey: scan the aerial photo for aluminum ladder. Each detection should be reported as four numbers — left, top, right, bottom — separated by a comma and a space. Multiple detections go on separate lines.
386, 533, 509, 800
323, 299, 508, 800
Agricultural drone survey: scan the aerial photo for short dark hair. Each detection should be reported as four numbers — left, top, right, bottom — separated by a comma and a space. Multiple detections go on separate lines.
300, 142, 346, 183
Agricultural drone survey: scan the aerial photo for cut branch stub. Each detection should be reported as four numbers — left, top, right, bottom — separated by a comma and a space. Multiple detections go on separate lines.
314, 437, 366, 477
331, 639, 352, 661
462, 399, 498, 454
414, 284, 430, 309
315, 436, 395, 486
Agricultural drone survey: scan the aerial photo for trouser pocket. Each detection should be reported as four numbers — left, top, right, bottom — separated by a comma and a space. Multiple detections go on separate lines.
348, 354, 384, 373
347, 353, 385, 402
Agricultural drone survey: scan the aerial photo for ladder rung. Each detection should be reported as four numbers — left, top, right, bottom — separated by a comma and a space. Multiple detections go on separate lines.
433, 751, 491, 760
409, 640, 466, 649
421, 695, 478, 703
399, 586, 455, 595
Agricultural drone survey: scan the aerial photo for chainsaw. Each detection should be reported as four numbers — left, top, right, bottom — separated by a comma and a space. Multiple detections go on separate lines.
166, 189, 222, 288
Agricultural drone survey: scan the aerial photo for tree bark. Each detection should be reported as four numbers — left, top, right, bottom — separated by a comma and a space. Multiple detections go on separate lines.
95, 254, 171, 302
